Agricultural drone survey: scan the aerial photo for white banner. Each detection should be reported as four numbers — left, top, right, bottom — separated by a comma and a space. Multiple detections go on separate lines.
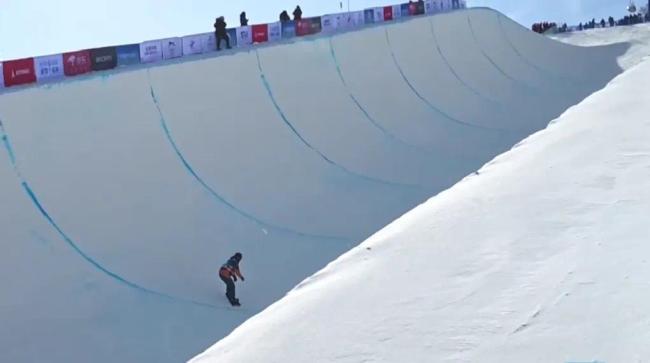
440, 0, 451, 11
373, 7, 385, 23
162, 37, 183, 60
425, 0, 435, 14
182, 34, 205, 56
460, 0, 467, 8
0, 63, 4, 89
321, 14, 337, 33
203, 32, 218, 52
140, 40, 163, 63
236, 26, 252, 47
268, 22, 282, 42
392, 5, 403, 19
35, 54, 64, 82
349, 11, 365, 28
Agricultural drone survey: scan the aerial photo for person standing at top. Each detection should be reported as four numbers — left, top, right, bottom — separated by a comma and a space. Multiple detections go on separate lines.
279, 10, 291, 23
240, 11, 249, 26
214, 16, 231, 51
293, 5, 303, 21
219, 252, 245, 306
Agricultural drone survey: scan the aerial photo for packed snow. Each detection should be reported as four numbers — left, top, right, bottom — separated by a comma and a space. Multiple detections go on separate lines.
192, 15, 650, 363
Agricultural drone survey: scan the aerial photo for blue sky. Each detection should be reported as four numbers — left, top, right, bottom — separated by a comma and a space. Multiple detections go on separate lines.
0, 0, 638, 61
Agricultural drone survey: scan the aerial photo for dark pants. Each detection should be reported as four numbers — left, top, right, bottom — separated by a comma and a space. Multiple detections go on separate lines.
220, 274, 236, 303
216, 32, 231, 50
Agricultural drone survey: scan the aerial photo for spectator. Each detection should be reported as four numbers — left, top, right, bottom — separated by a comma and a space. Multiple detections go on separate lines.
240, 11, 249, 26
279, 10, 291, 23
600, 18, 606, 27
213, 16, 231, 51
609, 16, 616, 27
578, 22, 583, 31
293, 5, 303, 21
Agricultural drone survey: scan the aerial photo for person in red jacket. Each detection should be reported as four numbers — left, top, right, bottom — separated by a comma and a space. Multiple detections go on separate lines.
219, 252, 245, 306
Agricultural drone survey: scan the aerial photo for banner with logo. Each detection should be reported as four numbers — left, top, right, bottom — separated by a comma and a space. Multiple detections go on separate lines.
309, 17, 322, 35
116, 44, 140, 66
401, 3, 411, 17
373, 8, 385, 23
35, 54, 64, 82
321, 14, 337, 33
162, 37, 183, 60
252, 24, 269, 43
140, 40, 163, 63
392, 5, 403, 19
268, 22, 282, 42
425, 0, 434, 14
383, 6, 394, 21
226, 29, 238, 48
182, 34, 204, 56
63, 50, 92, 76
90, 47, 117, 71
2, 58, 37, 87
282, 21, 296, 39
236, 26, 252, 47
350, 11, 366, 27
364, 9, 375, 24
440, 0, 451, 11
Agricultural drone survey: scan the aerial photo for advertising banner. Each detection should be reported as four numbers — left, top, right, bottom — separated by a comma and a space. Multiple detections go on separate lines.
236, 26, 252, 47
0, 63, 4, 89
63, 50, 92, 76
393, 5, 403, 19
35, 54, 64, 82
417, 0, 426, 14
309, 17, 323, 34
282, 21, 296, 39
116, 44, 140, 66
364, 9, 375, 24
2, 58, 37, 87
401, 3, 411, 17
226, 29, 238, 48
140, 40, 163, 63
182, 34, 205, 56
90, 47, 117, 71
321, 14, 337, 33
162, 37, 183, 60
252, 24, 269, 43
384, 6, 394, 21
296, 19, 311, 36
268, 22, 282, 42
425, 0, 435, 14
350, 11, 366, 27
440, 0, 451, 11
373, 7, 385, 23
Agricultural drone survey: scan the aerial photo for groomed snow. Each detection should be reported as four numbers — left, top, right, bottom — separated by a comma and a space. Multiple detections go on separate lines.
192, 27, 650, 363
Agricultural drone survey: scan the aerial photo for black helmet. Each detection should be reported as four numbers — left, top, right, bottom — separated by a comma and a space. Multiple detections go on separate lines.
234, 252, 242, 261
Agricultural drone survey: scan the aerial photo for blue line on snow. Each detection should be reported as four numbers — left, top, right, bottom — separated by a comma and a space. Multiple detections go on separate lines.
146, 80, 350, 242
254, 49, 423, 190
0, 119, 238, 311
384, 28, 507, 133
327, 38, 434, 154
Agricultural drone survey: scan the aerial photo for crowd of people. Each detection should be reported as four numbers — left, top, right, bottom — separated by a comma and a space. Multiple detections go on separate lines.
533, 10, 649, 35
213, 5, 305, 51
531, 22, 558, 34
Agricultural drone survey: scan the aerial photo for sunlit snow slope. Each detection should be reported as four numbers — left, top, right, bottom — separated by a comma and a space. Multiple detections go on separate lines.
0, 8, 628, 363
192, 32, 650, 363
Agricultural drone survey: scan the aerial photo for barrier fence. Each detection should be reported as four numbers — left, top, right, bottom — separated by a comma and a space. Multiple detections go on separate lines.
0, 0, 466, 90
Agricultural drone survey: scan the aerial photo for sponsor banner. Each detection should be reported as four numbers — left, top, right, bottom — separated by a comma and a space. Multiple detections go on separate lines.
461, 0, 467, 8
268, 22, 282, 42
226, 28, 238, 48
282, 20, 296, 38
350, 11, 366, 27
393, 5, 403, 18
35, 54, 64, 82
116, 44, 140, 66
321, 14, 337, 33
364, 9, 375, 24
440, 0, 451, 11
296, 19, 310, 36
252, 24, 269, 43
140, 40, 163, 63
401, 3, 411, 17
309, 17, 322, 34
384, 6, 394, 21
162, 37, 183, 60
2, 58, 37, 87
0, 63, 4, 88
236, 26, 252, 47
90, 47, 117, 71
374, 7, 385, 23
417, 0, 426, 14
425, 0, 435, 14
63, 50, 92, 76
182, 34, 205, 56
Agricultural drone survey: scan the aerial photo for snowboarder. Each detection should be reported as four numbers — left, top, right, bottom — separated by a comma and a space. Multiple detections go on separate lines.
214, 16, 231, 51
219, 252, 245, 306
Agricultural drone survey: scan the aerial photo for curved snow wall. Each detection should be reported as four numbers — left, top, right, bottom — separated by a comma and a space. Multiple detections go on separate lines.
0, 8, 627, 363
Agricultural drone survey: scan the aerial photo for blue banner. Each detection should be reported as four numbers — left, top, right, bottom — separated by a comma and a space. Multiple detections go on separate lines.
282, 21, 296, 39
401, 3, 411, 16
116, 44, 141, 67
226, 28, 238, 47
364, 9, 375, 24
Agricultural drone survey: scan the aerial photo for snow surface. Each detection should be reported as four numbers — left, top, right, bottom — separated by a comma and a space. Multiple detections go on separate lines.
192, 33, 650, 363
0, 8, 632, 363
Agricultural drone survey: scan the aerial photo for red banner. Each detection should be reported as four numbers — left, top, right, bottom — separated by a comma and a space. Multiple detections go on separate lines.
296, 20, 311, 36
63, 50, 92, 76
384, 6, 394, 21
2, 58, 36, 87
252, 24, 269, 43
